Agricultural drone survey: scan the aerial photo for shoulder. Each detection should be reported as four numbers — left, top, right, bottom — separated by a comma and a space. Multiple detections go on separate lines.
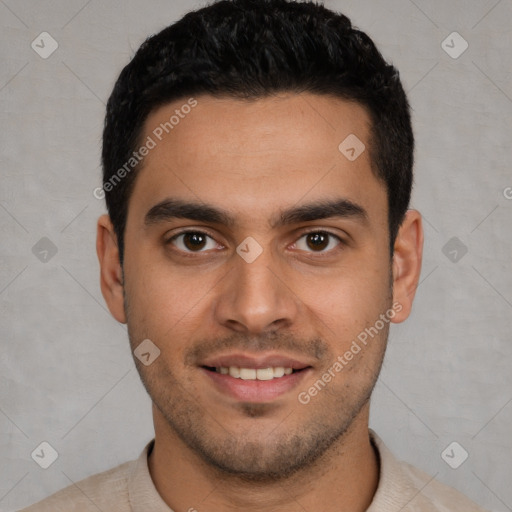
18, 459, 135, 512
369, 430, 489, 512
397, 458, 489, 511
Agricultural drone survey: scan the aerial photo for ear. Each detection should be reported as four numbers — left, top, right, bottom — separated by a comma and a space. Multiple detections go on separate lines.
390, 209, 423, 323
96, 214, 127, 324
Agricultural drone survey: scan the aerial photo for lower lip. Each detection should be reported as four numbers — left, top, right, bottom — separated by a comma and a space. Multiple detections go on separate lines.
201, 368, 311, 402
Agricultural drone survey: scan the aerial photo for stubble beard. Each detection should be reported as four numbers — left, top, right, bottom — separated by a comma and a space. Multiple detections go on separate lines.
123, 276, 391, 483
127, 335, 388, 482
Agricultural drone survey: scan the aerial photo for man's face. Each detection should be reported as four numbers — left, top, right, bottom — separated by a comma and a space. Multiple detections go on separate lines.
121, 93, 394, 479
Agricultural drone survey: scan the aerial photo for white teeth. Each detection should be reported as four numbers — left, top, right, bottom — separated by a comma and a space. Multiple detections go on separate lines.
239, 368, 257, 380
229, 366, 240, 378
273, 367, 285, 378
256, 368, 274, 380
216, 366, 295, 380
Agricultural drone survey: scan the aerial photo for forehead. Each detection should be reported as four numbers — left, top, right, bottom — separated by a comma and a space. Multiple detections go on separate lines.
127, 93, 385, 228
142, 93, 372, 163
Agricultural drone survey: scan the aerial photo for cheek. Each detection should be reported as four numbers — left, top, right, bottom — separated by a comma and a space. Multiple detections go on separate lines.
298, 271, 391, 371
301, 257, 390, 317
124, 258, 218, 339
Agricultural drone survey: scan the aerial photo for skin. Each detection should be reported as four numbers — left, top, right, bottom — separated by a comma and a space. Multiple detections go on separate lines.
97, 93, 423, 512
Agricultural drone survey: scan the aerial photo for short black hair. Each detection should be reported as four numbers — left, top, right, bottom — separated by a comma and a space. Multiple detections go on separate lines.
102, 0, 414, 266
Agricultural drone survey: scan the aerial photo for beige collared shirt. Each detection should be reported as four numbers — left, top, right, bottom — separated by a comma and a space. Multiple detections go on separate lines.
19, 431, 488, 511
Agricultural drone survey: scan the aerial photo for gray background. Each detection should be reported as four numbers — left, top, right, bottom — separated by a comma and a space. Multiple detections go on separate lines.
0, 0, 511, 510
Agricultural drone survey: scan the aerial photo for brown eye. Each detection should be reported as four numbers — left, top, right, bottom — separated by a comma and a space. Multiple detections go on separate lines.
169, 232, 217, 252
295, 231, 341, 253
306, 232, 329, 251
183, 233, 207, 251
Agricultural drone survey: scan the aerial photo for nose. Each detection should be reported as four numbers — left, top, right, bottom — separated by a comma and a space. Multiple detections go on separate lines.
214, 245, 300, 335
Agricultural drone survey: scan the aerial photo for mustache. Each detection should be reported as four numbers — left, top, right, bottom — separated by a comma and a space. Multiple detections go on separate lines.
185, 331, 329, 366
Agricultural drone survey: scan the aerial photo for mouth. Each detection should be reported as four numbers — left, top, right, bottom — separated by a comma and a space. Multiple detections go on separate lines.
202, 365, 305, 380
199, 353, 313, 402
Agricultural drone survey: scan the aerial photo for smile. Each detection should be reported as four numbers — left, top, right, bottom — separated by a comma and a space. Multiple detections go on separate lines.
201, 365, 311, 402
207, 366, 295, 380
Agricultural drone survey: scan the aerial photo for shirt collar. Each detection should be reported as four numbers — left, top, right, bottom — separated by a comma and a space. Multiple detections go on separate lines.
367, 429, 425, 510
128, 439, 175, 512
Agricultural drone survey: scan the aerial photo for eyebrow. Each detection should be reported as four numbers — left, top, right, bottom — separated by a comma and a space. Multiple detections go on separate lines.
144, 197, 368, 229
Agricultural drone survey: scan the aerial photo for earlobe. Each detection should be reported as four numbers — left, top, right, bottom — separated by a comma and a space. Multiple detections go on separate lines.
390, 209, 424, 324
96, 214, 127, 324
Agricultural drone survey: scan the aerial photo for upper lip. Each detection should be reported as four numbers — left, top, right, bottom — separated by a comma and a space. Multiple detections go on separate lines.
200, 352, 313, 370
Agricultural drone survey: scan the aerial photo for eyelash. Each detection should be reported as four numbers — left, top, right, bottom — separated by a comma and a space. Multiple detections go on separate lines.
165, 229, 344, 256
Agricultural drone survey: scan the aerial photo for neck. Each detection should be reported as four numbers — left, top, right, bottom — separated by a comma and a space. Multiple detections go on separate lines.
148, 403, 379, 512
